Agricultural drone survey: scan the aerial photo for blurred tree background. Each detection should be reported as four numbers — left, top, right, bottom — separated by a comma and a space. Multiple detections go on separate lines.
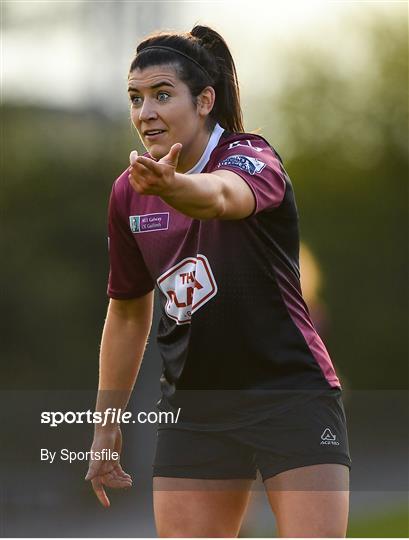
1, 10, 407, 391
245, 10, 408, 390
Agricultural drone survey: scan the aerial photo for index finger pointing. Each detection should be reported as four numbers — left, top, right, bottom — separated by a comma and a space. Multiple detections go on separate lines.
91, 477, 110, 508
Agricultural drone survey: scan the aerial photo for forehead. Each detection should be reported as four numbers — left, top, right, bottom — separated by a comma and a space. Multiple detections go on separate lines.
128, 65, 181, 90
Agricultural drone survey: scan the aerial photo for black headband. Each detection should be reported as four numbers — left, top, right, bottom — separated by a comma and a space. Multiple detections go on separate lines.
137, 45, 211, 80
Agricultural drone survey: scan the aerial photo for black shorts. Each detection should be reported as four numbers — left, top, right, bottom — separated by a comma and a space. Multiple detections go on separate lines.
153, 389, 352, 482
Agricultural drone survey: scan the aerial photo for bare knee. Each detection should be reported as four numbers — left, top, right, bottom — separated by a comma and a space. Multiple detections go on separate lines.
156, 523, 238, 538
277, 522, 347, 538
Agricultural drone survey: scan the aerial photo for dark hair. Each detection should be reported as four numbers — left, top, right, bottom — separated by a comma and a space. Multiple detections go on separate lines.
129, 25, 244, 133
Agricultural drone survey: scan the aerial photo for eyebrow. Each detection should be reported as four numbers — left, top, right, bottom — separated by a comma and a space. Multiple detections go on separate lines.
127, 81, 175, 93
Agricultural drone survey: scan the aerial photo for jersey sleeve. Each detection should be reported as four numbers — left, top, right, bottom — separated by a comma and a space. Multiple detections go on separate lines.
107, 178, 155, 299
213, 136, 286, 214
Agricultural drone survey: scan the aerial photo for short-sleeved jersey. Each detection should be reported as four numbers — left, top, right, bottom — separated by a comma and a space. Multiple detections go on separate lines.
107, 125, 341, 429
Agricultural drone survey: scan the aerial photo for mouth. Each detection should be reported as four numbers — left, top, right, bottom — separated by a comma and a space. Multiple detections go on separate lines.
143, 129, 166, 141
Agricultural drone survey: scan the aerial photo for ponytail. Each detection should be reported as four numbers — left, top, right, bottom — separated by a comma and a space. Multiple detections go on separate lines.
129, 25, 244, 133
190, 26, 243, 133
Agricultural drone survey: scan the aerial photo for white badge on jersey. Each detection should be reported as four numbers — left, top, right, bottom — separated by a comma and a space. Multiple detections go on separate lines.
228, 139, 263, 152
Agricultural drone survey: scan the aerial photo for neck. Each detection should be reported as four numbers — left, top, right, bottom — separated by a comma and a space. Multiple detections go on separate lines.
176, 126, 212, 173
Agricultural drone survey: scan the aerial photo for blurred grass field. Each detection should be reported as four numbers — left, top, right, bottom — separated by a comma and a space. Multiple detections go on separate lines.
241, 500, 409, 538
347, 504, 409, 538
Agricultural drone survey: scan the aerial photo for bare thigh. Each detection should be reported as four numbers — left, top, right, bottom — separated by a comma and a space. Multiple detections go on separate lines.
153, 477, 253, 538
265, 464, 350, 538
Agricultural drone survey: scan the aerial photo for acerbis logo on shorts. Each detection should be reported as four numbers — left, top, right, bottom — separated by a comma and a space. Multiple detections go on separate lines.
320, 428, 340, 446
157, 254, 218, 325
217, 154, 266, 175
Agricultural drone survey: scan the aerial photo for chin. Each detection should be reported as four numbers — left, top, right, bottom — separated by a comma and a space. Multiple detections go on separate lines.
147, 144, 168, 160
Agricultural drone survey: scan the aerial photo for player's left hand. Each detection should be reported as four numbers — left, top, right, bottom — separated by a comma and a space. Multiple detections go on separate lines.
128, 143, 182, 196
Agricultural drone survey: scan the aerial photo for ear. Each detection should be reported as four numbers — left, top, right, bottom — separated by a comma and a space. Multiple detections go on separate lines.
197, 86, 216, 117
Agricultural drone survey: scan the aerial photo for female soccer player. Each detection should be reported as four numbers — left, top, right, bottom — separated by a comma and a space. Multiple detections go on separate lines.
85, 25, 351, 537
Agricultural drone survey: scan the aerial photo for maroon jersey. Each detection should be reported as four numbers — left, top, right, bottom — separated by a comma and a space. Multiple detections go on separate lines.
107, 125, 341, 428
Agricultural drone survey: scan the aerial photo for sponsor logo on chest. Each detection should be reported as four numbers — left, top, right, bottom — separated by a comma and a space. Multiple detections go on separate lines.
129, 212, 169, 233
157, 255, 218, 324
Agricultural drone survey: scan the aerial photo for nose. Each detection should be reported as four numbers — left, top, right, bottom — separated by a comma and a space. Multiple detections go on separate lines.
138, 98, 158, 123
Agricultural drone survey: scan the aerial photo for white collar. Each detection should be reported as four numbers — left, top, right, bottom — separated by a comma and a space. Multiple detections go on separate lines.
185, 123, 224, 175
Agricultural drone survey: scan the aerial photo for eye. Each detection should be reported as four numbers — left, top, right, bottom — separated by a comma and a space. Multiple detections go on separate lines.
157, 91, 170, 102
130, 95, 142, 106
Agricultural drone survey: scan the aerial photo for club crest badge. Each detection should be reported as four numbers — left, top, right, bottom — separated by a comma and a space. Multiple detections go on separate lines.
218, 154, 266, 175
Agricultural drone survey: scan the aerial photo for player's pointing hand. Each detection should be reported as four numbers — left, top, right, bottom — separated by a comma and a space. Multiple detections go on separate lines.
128, 143, 183, 197
158, 143, 182, 168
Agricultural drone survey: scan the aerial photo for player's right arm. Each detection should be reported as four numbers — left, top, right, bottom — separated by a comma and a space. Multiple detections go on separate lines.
98, 294, 154, 391
85, 292, 154, 507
